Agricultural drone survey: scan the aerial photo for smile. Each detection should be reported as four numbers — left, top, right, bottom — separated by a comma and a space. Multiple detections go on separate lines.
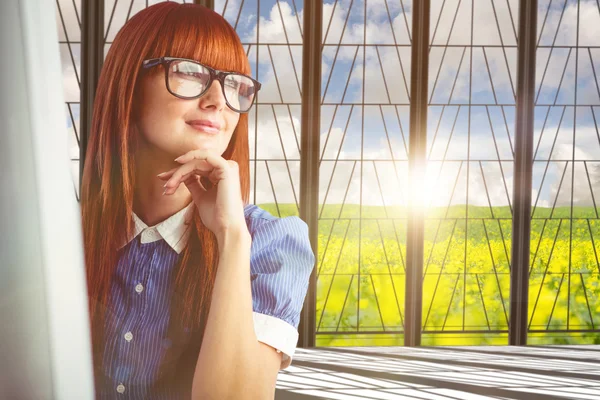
187, 122, 220, 135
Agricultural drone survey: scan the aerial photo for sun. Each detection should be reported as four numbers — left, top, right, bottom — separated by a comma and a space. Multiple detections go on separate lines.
408, 161, 455, 212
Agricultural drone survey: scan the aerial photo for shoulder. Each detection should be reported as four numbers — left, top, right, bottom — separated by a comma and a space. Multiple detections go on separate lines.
243, 203, 314, 268
244, 203, 306, 227
244, 204, 309, 247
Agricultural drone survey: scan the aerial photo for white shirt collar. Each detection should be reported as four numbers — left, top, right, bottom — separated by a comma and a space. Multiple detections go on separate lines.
118, 201, 196, 254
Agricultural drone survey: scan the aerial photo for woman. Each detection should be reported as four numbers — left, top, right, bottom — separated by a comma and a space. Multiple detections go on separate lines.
80, 3, 314, 399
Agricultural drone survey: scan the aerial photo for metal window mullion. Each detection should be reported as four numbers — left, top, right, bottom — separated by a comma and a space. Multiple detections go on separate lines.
79, 0, 104, 193
297, 0, 322, 349
509, 0, 538, 346
194, 0, 214, 9
404, 0, 430, 347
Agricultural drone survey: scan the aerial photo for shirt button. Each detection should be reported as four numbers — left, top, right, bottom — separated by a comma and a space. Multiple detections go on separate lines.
124, 331, 133, 342
116, 384, 125, 394
135, 283, 144, 293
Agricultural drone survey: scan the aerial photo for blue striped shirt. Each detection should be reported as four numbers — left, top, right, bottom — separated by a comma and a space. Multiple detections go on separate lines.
97, 203, 315, 399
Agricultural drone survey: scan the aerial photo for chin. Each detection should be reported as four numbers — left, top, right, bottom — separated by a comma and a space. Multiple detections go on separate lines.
187, 144, 224, 156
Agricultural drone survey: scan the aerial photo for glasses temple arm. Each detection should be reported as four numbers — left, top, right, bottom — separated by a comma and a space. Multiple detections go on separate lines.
142, 58, 163, 69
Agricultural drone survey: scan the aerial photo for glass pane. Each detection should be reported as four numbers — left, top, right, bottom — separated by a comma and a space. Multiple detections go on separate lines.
215, 0, 304, 215
56, 0, 82, 200
317, 0, 412, 347
423, 0, 518, 345
530, 0, 600, 344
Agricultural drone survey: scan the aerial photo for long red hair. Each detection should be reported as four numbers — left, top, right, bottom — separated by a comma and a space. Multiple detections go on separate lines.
80, 2, 251, 390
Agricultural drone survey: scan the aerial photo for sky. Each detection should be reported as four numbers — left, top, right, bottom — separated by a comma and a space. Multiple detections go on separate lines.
55, 0, 600, 210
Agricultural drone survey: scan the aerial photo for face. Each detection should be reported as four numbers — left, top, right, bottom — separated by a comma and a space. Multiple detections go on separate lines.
134, 67, 240, 161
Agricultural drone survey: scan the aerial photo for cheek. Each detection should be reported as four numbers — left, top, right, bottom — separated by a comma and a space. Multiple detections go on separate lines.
139, 75, 176, 118
138, 107, 173, 144
138, 94, 188, 142
225, 113, 240, 138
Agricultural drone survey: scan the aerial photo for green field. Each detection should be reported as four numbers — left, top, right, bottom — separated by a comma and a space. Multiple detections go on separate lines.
258, 203, 600, 347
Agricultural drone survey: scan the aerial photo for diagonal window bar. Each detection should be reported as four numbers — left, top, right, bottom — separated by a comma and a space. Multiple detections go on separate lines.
58, 0, 600, 354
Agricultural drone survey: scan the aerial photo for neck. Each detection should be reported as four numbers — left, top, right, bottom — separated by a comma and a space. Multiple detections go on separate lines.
133, 147, 192, 227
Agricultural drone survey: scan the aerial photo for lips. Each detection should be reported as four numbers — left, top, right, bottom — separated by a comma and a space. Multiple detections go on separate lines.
186, 119, 221, 134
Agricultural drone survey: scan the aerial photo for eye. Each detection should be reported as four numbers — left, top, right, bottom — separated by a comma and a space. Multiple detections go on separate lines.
225, 79, 240, 90
176, 70, 208, 80
171, 61, 210, 81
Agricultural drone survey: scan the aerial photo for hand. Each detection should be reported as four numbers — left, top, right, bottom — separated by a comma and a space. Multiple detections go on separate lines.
157, 151, 248, 243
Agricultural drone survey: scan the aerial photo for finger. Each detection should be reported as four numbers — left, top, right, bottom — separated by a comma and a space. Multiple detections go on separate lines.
204, 154, 230, 170
182, 174, 207, 192
157, 166, 179, 180
157, 171, 175, 180
164, 161, 212, 188
208, 168, 226, 184
200, 175, 217, 190
196, 175, 208, 191
169, 167, 213, 187
157, 161, 207, 181
164, 167, 219, 195
164, 172, 203, 195
174, 149, 213, 164
203, 155, 233, 182
164, 174, 194, 195
164, 169, 191, 194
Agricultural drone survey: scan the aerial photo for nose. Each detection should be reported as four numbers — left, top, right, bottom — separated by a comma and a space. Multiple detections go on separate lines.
198, 80, 226, 111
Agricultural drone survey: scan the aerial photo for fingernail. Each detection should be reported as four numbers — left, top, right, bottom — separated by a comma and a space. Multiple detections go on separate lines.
174, 156, 183, 162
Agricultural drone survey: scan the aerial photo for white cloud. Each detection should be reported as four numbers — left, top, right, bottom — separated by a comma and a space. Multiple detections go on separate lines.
242, 1, 302, 43
250, 45, 303, 104
429, 0, 519, 46
67, 116, 81, 162
61, 65, 80, 103
249, 106, 301, 160
318, 159, 409, 207
55, 0, 81, 42
250, 158, 301, 206
55, 0, 600, 209
55, 0, 81, 103
247, 105, 302, 205
574, 0, 600, 46
215, 0, 242, 19
540, 134, 600, 207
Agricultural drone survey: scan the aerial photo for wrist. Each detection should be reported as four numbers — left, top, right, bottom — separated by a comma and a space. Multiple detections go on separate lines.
217, 226, 251, 250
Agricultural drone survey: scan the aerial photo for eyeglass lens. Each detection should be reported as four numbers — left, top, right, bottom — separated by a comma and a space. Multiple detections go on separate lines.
167, 60, 256, 112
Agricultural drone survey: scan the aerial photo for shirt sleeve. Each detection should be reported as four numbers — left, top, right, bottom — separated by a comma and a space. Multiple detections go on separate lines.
248, 213, 315, 370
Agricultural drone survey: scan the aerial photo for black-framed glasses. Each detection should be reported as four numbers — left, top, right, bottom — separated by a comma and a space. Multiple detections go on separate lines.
142, 57, 261, 113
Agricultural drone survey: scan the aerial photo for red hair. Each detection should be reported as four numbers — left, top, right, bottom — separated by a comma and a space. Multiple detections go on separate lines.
80, 2, 250, 390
